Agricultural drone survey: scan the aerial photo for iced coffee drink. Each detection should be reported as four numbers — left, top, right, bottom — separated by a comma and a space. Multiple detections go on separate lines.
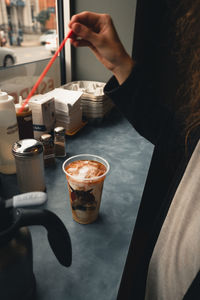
62, 154, 109, 224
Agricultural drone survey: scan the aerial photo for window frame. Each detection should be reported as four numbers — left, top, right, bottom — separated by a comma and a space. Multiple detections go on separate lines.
62, 0, 74, 83
41, 0, 73, 85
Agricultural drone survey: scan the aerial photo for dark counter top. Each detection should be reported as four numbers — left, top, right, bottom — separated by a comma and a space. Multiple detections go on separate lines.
0, 110, 153, 300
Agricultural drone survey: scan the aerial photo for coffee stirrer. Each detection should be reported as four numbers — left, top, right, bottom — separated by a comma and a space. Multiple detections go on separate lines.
19, 29, 74, 114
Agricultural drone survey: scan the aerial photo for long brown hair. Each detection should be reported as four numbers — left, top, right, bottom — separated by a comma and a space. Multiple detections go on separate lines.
174, 0, 200, 142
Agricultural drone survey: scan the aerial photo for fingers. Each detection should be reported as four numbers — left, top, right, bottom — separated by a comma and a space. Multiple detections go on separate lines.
70, 22, 98, 45
70, 38, 91, 48
69, 11, 101, 28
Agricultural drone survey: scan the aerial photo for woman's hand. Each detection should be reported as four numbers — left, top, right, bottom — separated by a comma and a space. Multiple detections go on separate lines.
69, 11, 135, 84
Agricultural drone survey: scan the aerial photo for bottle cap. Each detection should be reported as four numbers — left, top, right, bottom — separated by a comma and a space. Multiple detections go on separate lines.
54, 126, 65, 135
0, 89, 13, 101
15, 96, 29, 113
40, 133, 53, 142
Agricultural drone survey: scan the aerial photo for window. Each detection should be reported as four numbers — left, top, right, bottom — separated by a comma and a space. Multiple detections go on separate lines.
0, 0, 71, 103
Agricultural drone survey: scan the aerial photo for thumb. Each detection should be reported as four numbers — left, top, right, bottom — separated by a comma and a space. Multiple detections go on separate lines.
71, 23, 97, 43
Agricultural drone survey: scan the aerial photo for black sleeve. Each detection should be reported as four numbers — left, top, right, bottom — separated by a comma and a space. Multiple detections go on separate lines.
104, 64, 171, 145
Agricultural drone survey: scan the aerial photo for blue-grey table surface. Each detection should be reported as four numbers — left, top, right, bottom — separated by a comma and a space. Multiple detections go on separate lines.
0, 109, 153, 300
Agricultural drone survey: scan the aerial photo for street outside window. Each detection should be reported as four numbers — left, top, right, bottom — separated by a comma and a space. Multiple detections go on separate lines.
0, 0, 58, 68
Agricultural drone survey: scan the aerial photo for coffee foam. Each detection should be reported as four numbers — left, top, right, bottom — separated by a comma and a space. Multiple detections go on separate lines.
65, 160, 106, 180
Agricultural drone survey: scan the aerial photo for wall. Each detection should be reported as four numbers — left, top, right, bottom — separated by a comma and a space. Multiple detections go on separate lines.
71, 0, 137, 83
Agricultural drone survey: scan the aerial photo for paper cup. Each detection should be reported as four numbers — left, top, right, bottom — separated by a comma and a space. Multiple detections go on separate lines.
62, 154, 110, 224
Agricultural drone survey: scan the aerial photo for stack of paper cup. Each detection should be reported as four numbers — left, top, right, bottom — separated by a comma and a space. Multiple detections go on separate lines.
64, 81, 114, 121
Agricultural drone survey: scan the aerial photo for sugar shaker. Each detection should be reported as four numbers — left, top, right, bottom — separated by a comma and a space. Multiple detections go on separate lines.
12, 139, 46, 193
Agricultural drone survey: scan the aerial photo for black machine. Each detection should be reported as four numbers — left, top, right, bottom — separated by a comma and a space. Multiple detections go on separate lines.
0, 192, 72, 300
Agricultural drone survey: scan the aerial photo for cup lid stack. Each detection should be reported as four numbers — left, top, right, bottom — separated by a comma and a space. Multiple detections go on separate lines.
64, 81, 114, 120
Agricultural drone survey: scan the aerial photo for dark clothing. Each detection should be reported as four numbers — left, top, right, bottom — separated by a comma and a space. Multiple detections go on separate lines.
104, 65, 200, 299
132, 0, 179, 111
104, 0, 200, 298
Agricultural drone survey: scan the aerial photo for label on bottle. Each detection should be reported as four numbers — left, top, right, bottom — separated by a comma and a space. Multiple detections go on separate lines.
7, 123, 18, 135
33, 124, 47, 131
24, 116, 32, 122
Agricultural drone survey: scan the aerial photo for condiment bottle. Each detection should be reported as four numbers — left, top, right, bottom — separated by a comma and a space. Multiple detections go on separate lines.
40, 133, 55, 167
12, 139, 46, 193
0, 90, 19, 174
15, 96, 34, 139
54, 127, 66, 157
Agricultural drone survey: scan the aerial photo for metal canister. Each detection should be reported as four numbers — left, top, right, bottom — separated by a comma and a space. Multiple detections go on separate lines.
54, 127, 66, 157
12, 139, 46, 193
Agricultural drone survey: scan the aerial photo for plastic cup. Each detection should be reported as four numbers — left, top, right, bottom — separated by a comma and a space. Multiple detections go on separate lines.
62, 154, 110, 224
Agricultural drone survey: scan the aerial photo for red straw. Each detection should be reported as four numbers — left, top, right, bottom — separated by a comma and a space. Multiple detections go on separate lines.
19, 29, 74, 113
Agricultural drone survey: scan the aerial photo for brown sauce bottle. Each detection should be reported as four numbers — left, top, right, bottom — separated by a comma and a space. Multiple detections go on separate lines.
15, 96, 34, 140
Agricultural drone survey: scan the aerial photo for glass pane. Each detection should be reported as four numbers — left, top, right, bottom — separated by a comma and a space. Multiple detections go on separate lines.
0, 0, 64, 101
0, 0, 58, 68
0, 58, 61, 102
